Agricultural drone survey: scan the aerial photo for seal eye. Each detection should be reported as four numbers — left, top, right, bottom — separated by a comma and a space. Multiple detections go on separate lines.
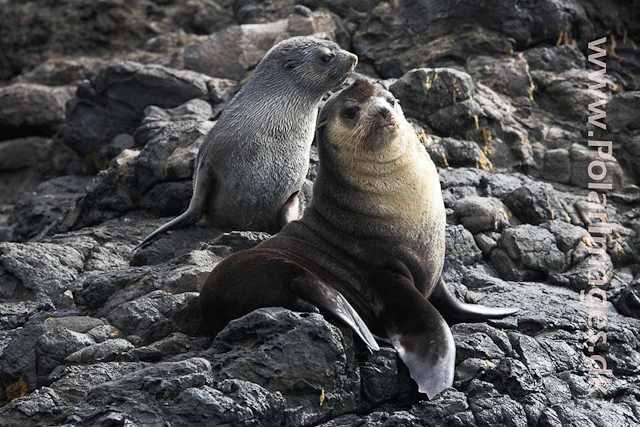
343, 106, 360, 120
387, 97, 396, 107
320, 53, 335, 64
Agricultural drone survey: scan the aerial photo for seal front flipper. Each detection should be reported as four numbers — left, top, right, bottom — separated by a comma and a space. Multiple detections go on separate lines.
279, 191, 301, 229
371, 271, 455, 399
134, 165, 214, 250
291, 273, 379, 352
429, 277, 519, 321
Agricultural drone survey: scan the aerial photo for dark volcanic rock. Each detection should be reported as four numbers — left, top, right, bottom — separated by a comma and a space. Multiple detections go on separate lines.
63, 60, 228, 163
0, 84, 74, 139
183, 9, 347, 80
207, 307, 360, 426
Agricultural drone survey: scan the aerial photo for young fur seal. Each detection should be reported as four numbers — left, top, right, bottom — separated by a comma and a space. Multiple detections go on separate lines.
137, 37, 358, 248
199, 79, 519, 399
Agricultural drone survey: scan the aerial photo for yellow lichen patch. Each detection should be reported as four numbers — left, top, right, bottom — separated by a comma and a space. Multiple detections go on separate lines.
550, 210, 555, 220
613, 241, 625, 257
498, 207, 508, 221
582, 236, 592, 247
319, 388, 325, 406
110, 330, 119, 338
473, 115, 479, 130
424, 74, 433, 90
615, 232, 621, 239
477, 154, 492, 172
623, 29, 628, 44
5, 378, 27, 403
482, 145, 492, 155
481, 128, 492, 143
528, 82, 535, 101
563, 31, 569, 45
418, 130, 433, 146
610, 34, 616, 55
43, 317, 54, 323
440, 148, 449, 167
556, 31, 564, 46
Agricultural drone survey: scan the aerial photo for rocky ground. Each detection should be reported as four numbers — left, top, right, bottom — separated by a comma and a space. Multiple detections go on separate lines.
1, 0, 640, 426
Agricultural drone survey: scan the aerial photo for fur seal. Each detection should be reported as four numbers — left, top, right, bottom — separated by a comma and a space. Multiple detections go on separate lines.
137, 37, 358, 248
199, 79, 519, 399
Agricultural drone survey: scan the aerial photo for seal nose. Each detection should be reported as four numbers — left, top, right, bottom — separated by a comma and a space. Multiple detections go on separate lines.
379, 106, 389, 119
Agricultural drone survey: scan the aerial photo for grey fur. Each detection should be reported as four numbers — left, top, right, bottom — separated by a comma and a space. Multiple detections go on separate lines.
137, 37, 357, 248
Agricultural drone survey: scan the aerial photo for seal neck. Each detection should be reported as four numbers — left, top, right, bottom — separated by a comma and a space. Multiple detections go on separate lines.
220, 76, 321, 140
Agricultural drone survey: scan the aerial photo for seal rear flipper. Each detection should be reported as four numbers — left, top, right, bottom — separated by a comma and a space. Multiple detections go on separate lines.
374, 277, 456, 400
291, 275, 379, 353
134, 166, 214, 250
429, 277, 519, 321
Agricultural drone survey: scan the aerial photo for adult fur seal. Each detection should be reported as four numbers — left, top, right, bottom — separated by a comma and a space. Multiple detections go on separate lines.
137, 37, 358, 248
199, 79, 518, 399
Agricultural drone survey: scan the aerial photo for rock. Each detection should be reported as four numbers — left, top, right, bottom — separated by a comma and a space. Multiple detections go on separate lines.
466, 380, 528, 427
166, 379, 285, 426
445, 225, 483, 266
491, 225, 566, 281
530, 68, 616, 124
35, 327, 96, 380
208, 307, 359, 426
390, 68, 474, 122
455, 196, 515, 234
359, 348, 417, 409
0, 84, 74, 139
503, 181, 571, 225
569, 143, 630, 190
106, 291, 196, 346
523, 45, 586, 73
183, 9, 347, 80
64, 338, 134, 364
5, 175, 91, 242
427, 138, 493, 171
63, 61, 224, 162
61, 99, 217, 231
543, 148, 572, 184
0, 138, 81, 215
468, 54, 533, 102
0, 0, 237, 79
203, 230, 272, 257
480, 173, 528, 199
0, 242, 84, 308
613, 280, 640, 319
12, 57, 108, 86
